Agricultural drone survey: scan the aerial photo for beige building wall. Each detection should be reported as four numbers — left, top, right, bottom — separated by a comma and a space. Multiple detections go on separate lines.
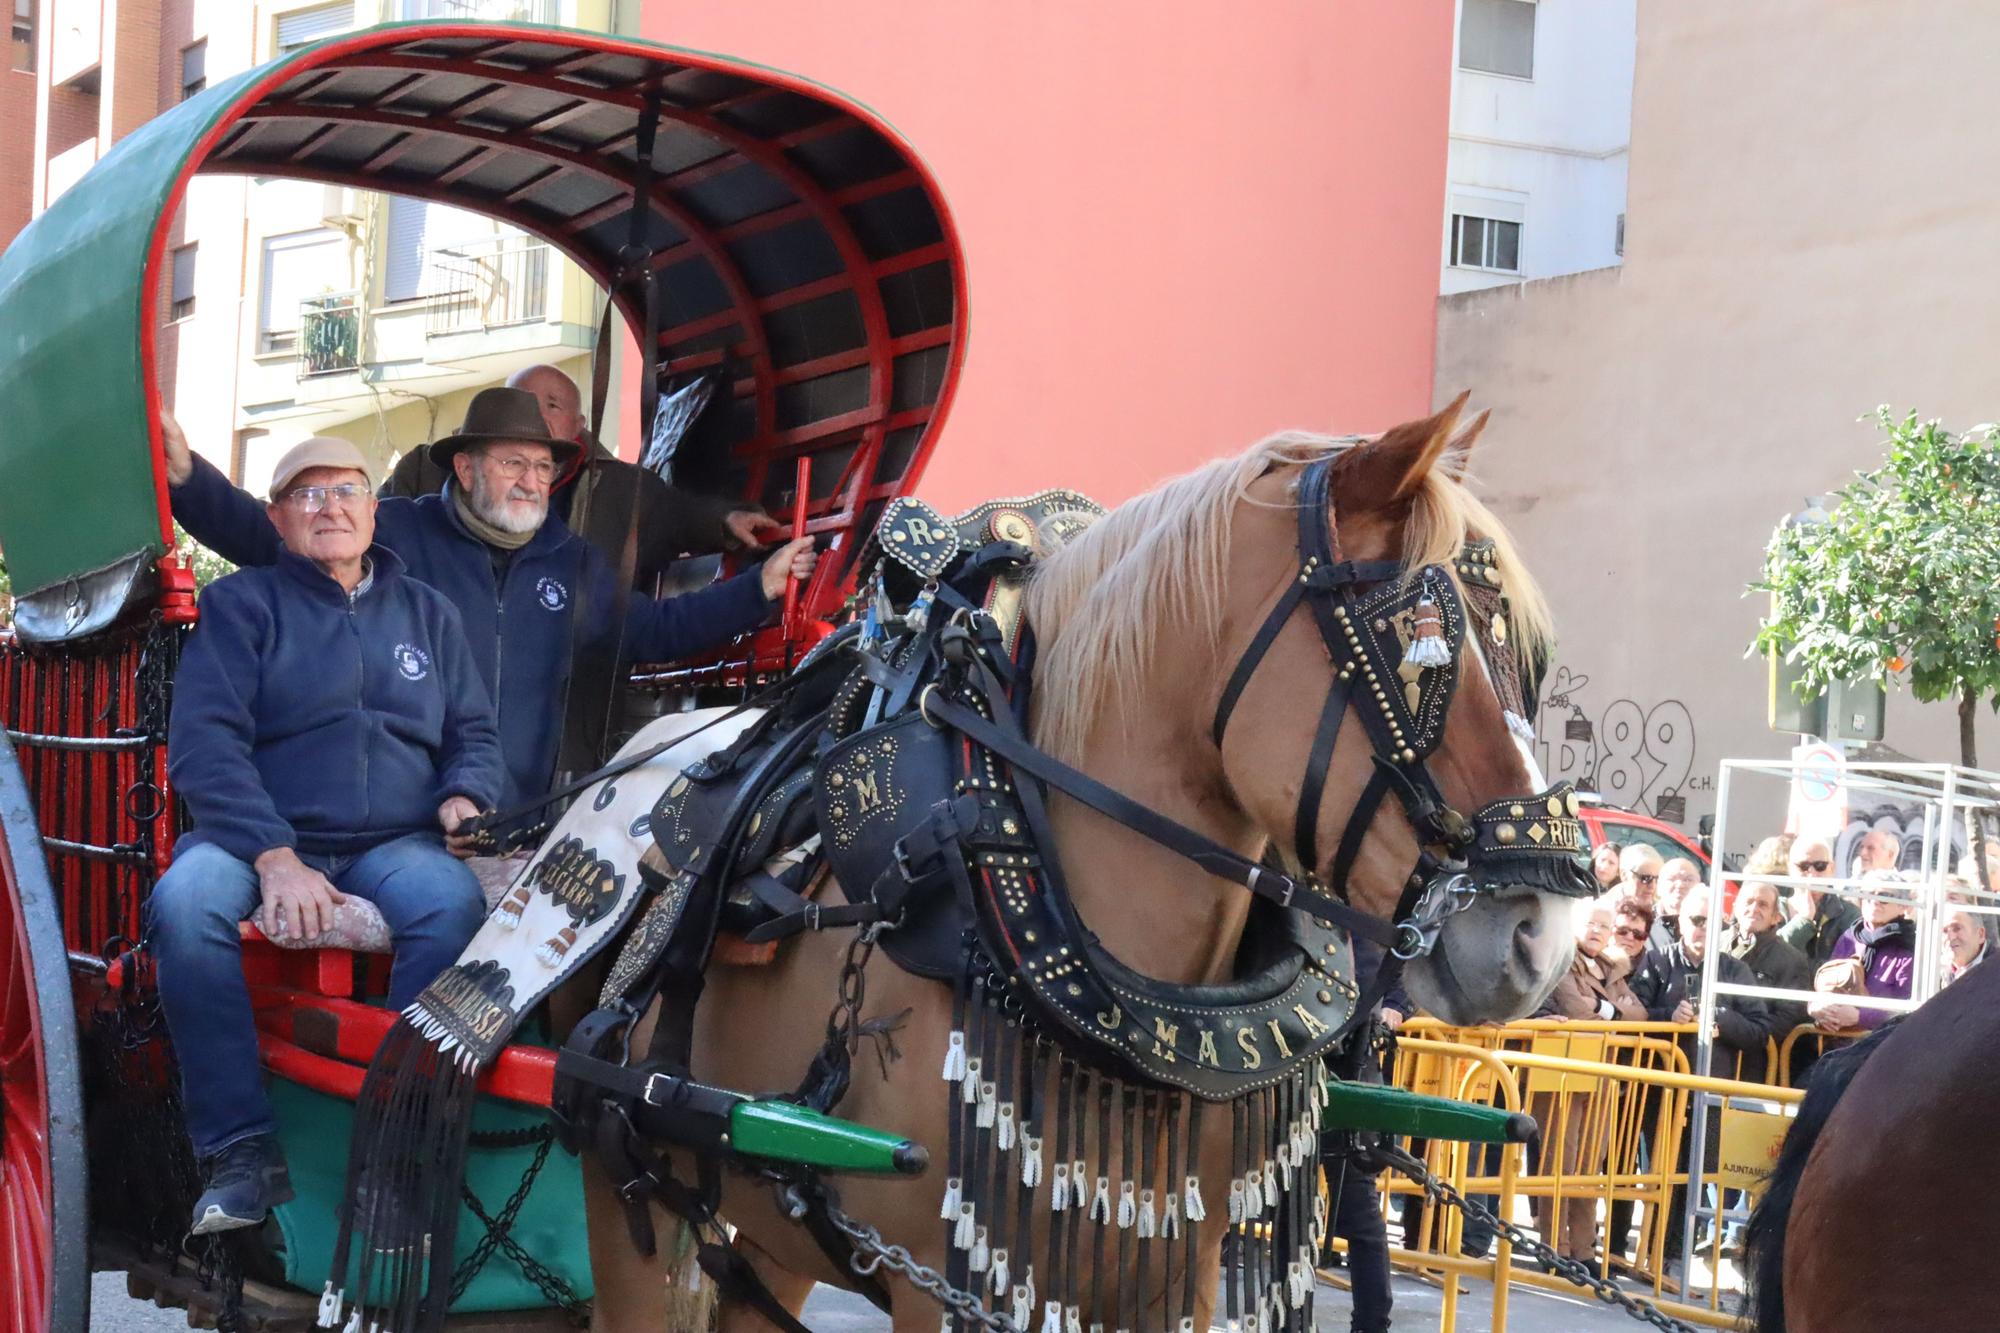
1434, 1, 2000, 851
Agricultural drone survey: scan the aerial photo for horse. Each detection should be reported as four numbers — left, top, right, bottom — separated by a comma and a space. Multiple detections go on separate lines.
1747, 958, 2000, 1332
528, 394, 1580, 1333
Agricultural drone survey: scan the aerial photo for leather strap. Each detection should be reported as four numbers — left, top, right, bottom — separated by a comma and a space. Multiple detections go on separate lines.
912, 681, 1400, 949
738, 871, 881, 943
1292, 669, 1353, 872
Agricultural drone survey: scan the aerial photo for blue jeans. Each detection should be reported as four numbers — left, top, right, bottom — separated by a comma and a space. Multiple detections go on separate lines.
148, 834, 485, 1158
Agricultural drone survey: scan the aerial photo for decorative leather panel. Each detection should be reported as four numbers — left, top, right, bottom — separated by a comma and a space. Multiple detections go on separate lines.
1328, 565, 1464, 764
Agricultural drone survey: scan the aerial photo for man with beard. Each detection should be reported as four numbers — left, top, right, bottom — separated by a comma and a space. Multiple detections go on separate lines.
382, 364, 774, 589
161, 388, 815, 827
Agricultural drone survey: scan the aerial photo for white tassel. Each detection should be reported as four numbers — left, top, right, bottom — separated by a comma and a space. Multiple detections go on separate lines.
1178, 1320, 1195, 1333
1403, 598, 1453, 667
1051, 1163, 1071, 1211
1117, 1181, 1136, 1229
976, 1082, 997, 1129
342, 1312, 362, 1333
1244, 1169, 1264, 1217
1505, 709, 1537, 742
317, 1284, 342, 1329
970, 1226, 990, 1273
1090, 1175, 1112, 1224
955, 1202, 976, 1250
1278, 1152, 1293, 1192
1066, 1309, 1082, 1333
942, 1031, 968, 1082
1012, 1286, 1034, 1331
1137, 1189, 1156, 1238
1162, 1193, 1180, 1239
1227, 1178, 1246, 1224
1041, 1301, 1064, 1333
939, 1176, 962, 1221
940, 1315, 952, 1333
997, 1103, 1016, 1150
990, 1248, 1008, 1292
963, 1058, 983, 1104
1184, 1176, 1207, 1222
1243, 1315, 1260, 1333
1021, 1134, 1044, 1187
1072, 1159, 1086, 1194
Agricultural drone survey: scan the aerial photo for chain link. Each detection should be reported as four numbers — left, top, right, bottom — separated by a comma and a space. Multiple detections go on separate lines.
1381, 1146, 1704, 1333
452, 1128, 591, 1323
823, 1197, 1022, 1333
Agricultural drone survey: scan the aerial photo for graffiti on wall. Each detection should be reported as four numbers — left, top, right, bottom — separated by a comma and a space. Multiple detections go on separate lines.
1535, 667, 1710, 824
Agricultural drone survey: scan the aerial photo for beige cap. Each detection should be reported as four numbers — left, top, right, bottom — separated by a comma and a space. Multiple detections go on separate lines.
268, 436, 372, 500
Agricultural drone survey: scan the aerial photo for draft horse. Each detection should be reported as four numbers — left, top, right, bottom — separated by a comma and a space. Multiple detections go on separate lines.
1747, 957, 2000, 1332
331, 396, 1593, 1333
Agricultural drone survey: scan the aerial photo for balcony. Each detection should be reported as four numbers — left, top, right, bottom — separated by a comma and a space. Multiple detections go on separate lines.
426, 236, 550, 337
297, 292, 361, 379
396, 0, 564, 21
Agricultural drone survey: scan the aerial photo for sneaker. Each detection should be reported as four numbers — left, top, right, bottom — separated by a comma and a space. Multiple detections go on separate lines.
190, 1135, 295, 1236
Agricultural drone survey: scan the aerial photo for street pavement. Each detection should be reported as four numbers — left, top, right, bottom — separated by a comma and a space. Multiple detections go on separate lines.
92, 1267, 1711, 1331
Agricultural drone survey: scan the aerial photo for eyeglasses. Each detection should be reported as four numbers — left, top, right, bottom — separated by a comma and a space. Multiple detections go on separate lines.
1613, 926, 1647, 941
1791, 860, 1831, 873
1632, 873, 1658, 885
283, 482, 370, 513
482, 452, 558, 483
1686, 915, 1708, 927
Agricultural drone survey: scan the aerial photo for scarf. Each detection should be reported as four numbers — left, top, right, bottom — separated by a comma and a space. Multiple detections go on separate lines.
1856, 915, 1916, 975
452, 485, 537, 552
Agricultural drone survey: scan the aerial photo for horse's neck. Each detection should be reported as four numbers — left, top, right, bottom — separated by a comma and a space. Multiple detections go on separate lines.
1043, 703, 1259, 988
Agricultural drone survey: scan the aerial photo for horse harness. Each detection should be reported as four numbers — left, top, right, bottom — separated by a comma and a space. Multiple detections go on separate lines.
543, 467, 1596, 1332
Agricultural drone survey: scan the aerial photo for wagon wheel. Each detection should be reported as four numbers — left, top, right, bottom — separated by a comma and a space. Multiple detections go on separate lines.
0, 739, 87, 1332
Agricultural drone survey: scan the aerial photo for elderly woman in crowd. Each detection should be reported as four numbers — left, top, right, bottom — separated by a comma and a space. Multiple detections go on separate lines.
1808, 869, 1917, 1032
1527, 900, 1648, 1263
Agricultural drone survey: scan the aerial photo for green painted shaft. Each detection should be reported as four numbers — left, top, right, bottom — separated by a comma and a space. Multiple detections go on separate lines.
1321, 1079, 1536, 1145
729, 1099, 929, 1175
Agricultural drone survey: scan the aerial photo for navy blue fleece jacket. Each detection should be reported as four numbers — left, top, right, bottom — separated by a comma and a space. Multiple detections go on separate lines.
171, 454, 772, 811
168, 546, 504, 862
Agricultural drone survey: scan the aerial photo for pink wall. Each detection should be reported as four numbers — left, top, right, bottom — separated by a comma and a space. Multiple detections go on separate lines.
638, 0, 1452, 511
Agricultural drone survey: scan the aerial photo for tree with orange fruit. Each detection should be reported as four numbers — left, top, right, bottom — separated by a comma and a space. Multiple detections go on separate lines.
1754, 407, 2000, 773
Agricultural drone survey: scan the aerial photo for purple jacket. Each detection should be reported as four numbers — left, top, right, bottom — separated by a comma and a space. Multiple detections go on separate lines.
1828, 920, 1916, 1029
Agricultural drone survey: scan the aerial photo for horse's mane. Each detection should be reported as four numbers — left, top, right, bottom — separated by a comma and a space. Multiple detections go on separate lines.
1024, 429, 1554, 763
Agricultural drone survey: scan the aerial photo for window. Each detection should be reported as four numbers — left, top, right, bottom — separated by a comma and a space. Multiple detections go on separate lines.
170, 244, 197, 321
258, 229, 344, 353
1615, 212, 1626, 258
180, 39, 205, 99
12, 0, 33, 73
1459, 0, 1535, 79
275, 1, 353, 54
1450, 214, 1521, 273
382, 195, 498, 302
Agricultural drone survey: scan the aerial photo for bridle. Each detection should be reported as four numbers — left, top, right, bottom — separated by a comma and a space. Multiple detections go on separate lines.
1209, 456, 1597, 959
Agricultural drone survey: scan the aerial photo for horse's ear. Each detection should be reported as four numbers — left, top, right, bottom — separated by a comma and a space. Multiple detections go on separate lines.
1439, 408, 1491, 480
1341, 391, 1469, 504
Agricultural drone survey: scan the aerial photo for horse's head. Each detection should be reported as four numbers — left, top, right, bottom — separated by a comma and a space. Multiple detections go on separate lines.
1212, 396, 1584, 1023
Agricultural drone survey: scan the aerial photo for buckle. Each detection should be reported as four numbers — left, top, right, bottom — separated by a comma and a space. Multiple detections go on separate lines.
642, 1071, 673, 1107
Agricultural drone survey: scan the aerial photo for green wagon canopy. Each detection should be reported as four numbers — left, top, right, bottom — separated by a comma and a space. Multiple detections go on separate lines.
0, 21, 965, 642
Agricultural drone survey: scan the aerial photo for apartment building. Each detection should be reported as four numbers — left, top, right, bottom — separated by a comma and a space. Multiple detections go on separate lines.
27, 0, 610, 493
1442, 0, 1633, 295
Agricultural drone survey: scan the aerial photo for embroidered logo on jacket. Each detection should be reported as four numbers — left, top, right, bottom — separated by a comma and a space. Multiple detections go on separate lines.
394, 643, 431, 681
536, 577, 569, 611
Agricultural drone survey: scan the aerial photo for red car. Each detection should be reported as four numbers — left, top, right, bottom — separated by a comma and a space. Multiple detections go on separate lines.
1578, 802, 1711, 870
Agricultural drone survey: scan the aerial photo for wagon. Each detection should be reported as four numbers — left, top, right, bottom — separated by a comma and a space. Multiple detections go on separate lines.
0, 21, 966, 1328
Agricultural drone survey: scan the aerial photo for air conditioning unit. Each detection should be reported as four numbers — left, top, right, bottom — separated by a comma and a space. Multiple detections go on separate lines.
321, 185, 365, 228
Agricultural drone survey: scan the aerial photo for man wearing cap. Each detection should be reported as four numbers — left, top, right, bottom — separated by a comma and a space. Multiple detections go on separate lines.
381, 363, 774, 588
159, 389, 814, 832
149, 437, 505, 1236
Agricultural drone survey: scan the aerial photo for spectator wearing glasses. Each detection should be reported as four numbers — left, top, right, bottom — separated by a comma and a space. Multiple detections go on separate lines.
1605, 896, 1655, 965
148, 437, 504, 1236
1630, 886, 1772, 1276
1614, 844, 1664, 910
1809, 870, 1917, 1033
1776, 836, 1857, 965
1590, 840, 1625, 893
1653, 858, 1702, 949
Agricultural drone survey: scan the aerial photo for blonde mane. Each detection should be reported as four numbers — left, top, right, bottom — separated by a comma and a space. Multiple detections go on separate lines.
1024, 429, 1554, 762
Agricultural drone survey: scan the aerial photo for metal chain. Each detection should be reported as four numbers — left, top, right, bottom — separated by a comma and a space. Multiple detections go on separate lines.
823, 1196, 1021, 1333
452, 1128, 591, 1323
1381, 1146, 1703, 1333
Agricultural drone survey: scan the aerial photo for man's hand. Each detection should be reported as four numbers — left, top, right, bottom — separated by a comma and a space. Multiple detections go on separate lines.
1809, 999, 1860, 1031
724, 507, 781, 549
760, 536, 818, 601
1380, 1006, 1406, 1031
161, 412, 193, 487
439, 795, 484, 860
254, 847, 346, 942
1671, 997, 1697, 1025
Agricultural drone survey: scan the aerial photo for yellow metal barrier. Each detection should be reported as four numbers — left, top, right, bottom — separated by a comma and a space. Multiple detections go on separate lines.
1323, 1034, 1803, 1332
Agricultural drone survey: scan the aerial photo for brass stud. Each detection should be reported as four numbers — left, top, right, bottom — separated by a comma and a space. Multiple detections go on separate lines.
1495, 823, 1517, 845
1509, 803, 1524, 818
1002, 818, 1020, 835
1373, 618, 1389, 633
1318, 990, 1334, 1004
1401, 747, 1418, 763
